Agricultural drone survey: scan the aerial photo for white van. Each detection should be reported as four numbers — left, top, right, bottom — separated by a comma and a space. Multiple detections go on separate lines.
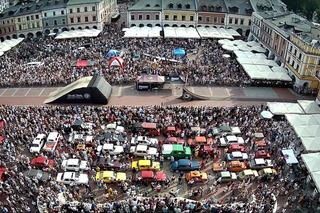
29, 134, 46, 153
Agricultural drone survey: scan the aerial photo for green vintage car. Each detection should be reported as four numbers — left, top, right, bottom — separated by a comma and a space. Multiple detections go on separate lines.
161, 144, 192, 159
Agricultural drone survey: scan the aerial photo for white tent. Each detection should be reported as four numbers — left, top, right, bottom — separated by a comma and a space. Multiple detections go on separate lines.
164, 27, 200, 39
285, 114, 320, 126
0, 38, 24, 56
241, 64, 292, 81
302, 153, 320, 172
267, 102, 304, 115
300, 137, 320, 152
297, 100, 320, 114
123, 26, 161, 38
281, 149, 299, 164
197, 27, 235, 39
311, 171, 320, 192
55, 29, 101, 39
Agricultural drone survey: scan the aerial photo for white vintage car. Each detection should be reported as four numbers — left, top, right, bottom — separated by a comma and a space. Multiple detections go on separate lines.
130, 144, 158, 157
29, 134, 46, 153
61, 159, 90, 171
219, 135, 245, 147
130, 136, 158, 146
56, 172, 89, 185
226, 151, 249, 161
217, 171, 237, 183
43, 132, 60, 153
96, 143, 124, 155
105, 122, 125, 133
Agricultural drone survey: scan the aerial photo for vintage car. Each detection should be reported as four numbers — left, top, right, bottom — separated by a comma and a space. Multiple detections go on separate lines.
131, 160, 161, 171
130, 144, 158, 158
95, 170, 126, 183
185, 171, 208, 182
238, 169, 259, 180
96, 143, 124, 155
76, 143, 94, 153
254, 133, 264, 140
56, 172, 89, 185
130, 136, 158, 147
258, 168, 277, 176
162, 144, 192, 159
227, 160, 247, 172
226, 151, 248, 161
24, 169, 51, 182
68, 132, 93, 144
212, 161, 226, 172
249, 158, 273, 170
219, 135, 245, 147
105, 122, 125, 133
187, 136, 207, 147
164, 126, 181, 137
227, 144, 246, 153
94, 160, 125, 171
171, 159, 200, 171
61, 158, 90, 171
31, 156, 56, 169
43, 132, 60, 153
255, 139, 267, 149
141, 122, 160, 136
137, 170, 167, 182
217, 171, 237, 183
198, 145, 215, 157
0, 167, 6, 182
165, 137, 185, 145
29, 134, 46, 153
190, 126, 206, 135
255, 150, 271, 159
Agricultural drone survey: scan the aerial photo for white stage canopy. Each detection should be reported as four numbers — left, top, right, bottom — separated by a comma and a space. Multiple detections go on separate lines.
55, 29, 101, 39
123, 26, 161, 38
302, 153, 320, 192
285, 114, 320, 138
300, 137, 320, 152
219, 39, 267, 53
164, 27, 200, 39
267, 102, 304, 115
197, 27, 235, 39
297, 100, 320, 114
0, 38, 24, 56
241, 64, 292, 81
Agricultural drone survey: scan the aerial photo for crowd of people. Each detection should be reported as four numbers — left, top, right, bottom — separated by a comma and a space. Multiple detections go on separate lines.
0, 24, 298, 89
0, 105, 319, 212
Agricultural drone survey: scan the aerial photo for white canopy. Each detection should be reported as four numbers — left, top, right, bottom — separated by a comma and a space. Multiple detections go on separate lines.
302, 153, 320, 192
267, 102, 304, 115
123, 26, 161, 38
311, 171, 320, 192
241, 64, 292, 81
281, 149, 299, 164
297, 100, 320, 114
218, 39, 267, 53
164, 27, 200, 39
286, 114, 320, 138
0, 38, 24, 57
55, 29, 101, 39
300, 137, 320, 152
196, 27, 235, 39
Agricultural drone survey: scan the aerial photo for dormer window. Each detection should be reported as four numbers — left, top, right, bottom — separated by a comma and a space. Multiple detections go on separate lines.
177, 4, 182, 9
202, 5, 207, 11
209, 6, 214, 11
216, 6, 222, 12
168, 3, 173, 9
155, 4, 160, 7
185, 4, 190, 9
146, 4, 150, 7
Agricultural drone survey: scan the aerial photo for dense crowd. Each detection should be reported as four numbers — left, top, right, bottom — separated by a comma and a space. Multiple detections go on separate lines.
0, 25, 296, 89
0, 105, 319, 212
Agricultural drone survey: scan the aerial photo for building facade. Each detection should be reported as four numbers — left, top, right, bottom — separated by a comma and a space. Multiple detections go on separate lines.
42, 0, 68, 35
197, 0, 227, 27
0, 5, 17, 41
0, 0, 10, 13
127, 0, 161, 27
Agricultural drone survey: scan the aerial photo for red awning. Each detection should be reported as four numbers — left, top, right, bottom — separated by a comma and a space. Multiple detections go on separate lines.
76, 60, 89, 68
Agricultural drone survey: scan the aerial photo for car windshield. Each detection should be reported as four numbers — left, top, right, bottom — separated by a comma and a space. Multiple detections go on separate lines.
30, 144, 39, 147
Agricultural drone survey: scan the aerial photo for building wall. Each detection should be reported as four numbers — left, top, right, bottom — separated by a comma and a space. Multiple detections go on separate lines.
128, 11, 161, 27
0, 17, 16, 39
162, 10, 197, 27
0, 0, 9, 13
197, 12, 226, 26
67, 3, 100, 29
42, 8, 68, 33
225, 14, 251, 36
15, 12, 43, 36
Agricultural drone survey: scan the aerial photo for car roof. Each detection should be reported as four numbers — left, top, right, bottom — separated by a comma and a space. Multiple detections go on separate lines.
139, 160, 151, 166
141, 170, 154, 178
220, 171, 231, 177
48, 132, 59, 139
137, 144, 148, 151
178, 159, 190, 165
254, 158, 265, 164
103, 143, 114, 150
172, 144, 183, 151
64, 172, 74, 179
32, 156, 47, 163
67, 159, 80, 165
141, 122, 157, 129
102, 171, 115, 177
231, 151, 243, 157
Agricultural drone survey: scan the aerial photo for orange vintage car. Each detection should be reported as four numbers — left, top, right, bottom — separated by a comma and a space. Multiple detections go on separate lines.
188, 136, 207, 147
141, 122, 160, 136
185, 171, 208, 182
227, 160, 247, 172
255, 139, 267, 149
164, 126, 181, 137
212, 161, 226, 172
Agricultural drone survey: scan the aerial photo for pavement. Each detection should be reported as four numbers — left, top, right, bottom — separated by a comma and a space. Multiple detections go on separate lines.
0, 84, 312, 106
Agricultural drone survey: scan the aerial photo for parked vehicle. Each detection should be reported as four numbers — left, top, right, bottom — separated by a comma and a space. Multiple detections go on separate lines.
171, 159, 200, 171
238, 169, 259, 180
255, 150, 271, 159
130, 136, 158, 146
164, 126, 181, 137
217, 171, 237, 183
165, 137, 185, 144
162, 144, 191, 159
227, 161, 247, 172
131, 160, 161, 171
227, 144, 246, 153
24, 169, 51, 182
130, 144, 158, 157
43, 132, 60, 153
185, 171, 208, 182
187, 136, 207, 147
29, 134, 46, 153
96, 143, 124, 155
56, 172, 89, 185
137, 170, 167, 182
258, 168, 277, 176
95, 170, 126, 183
212, 161, 226, 172
219, 135, 245, 147
61, 159, 90, 171
226, 151, 248, 161
249, 158, 273, 170
31, 156, 56, 169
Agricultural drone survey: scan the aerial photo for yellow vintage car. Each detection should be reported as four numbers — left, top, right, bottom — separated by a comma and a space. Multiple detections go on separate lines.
131, 160, 160, 171
258, 168, 277, 176
185, 171, 208, 182
95, 171, 127, 183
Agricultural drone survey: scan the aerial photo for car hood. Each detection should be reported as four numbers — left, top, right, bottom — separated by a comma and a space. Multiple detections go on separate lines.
78, 174, 89, 184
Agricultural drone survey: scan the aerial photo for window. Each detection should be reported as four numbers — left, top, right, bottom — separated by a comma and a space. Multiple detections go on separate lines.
235, 18, 238, 24
84, 7, 87, 12
229, 18, 232, 24
45, 22, 49, 27
155, 15, 159, 20
19, 25, 22, 30
18, 18, 21, 22
173, 15, 177, 21
54, 20, 57, 25
70, 17, 74, 23
318, 59, 320, 65
93, 16, 96, 21
44, 13, 47, 17
139, 15, 142, 20
165, 15, 169, 20
249, 20, 251, 25
221, 17, 224, 23
32, 23, 35, 28
240, 19, 244, 25
206, 17, 210, 22
61, 10, 64, 15
296, 64, 299, 71
27, 16, 30, 21
62, 19, 66, 24
77, 17, 81, 22
182, 15, 185, 21
85, 16, 88, 22
213, 17, 217, 23
69, 9, 73, 13
298, 53, 302, 60
35, 15, 39, 19
53, 11, 56, 16
190, 16, 194, 21
131, 15, 134, 20
77, 8, 80, 13
92, 6, 95, 11
198, 16, 202, 21
294, 49, 297, 56
289, 46, 292, 52
146, 15, 150, 20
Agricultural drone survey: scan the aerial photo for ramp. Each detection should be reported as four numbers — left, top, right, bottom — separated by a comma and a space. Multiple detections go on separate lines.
44, 76, 112, 104
180, 87, 210, 101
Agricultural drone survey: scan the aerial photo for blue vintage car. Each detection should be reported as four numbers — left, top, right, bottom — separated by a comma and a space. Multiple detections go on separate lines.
171, 159, 200, 171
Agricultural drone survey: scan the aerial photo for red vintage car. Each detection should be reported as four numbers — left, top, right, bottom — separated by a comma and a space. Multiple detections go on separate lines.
138, 170, 167, 182
255, 150, 271, 159
188, 136, 207, 147
164, 126, 181, 137
165, 137, 185, 145
227, 144, 246, 153
141, 122, 160, 136
31, 156, 56, 169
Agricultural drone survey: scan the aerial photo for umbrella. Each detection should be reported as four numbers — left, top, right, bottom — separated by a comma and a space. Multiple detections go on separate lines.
261, 111, 273, 119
